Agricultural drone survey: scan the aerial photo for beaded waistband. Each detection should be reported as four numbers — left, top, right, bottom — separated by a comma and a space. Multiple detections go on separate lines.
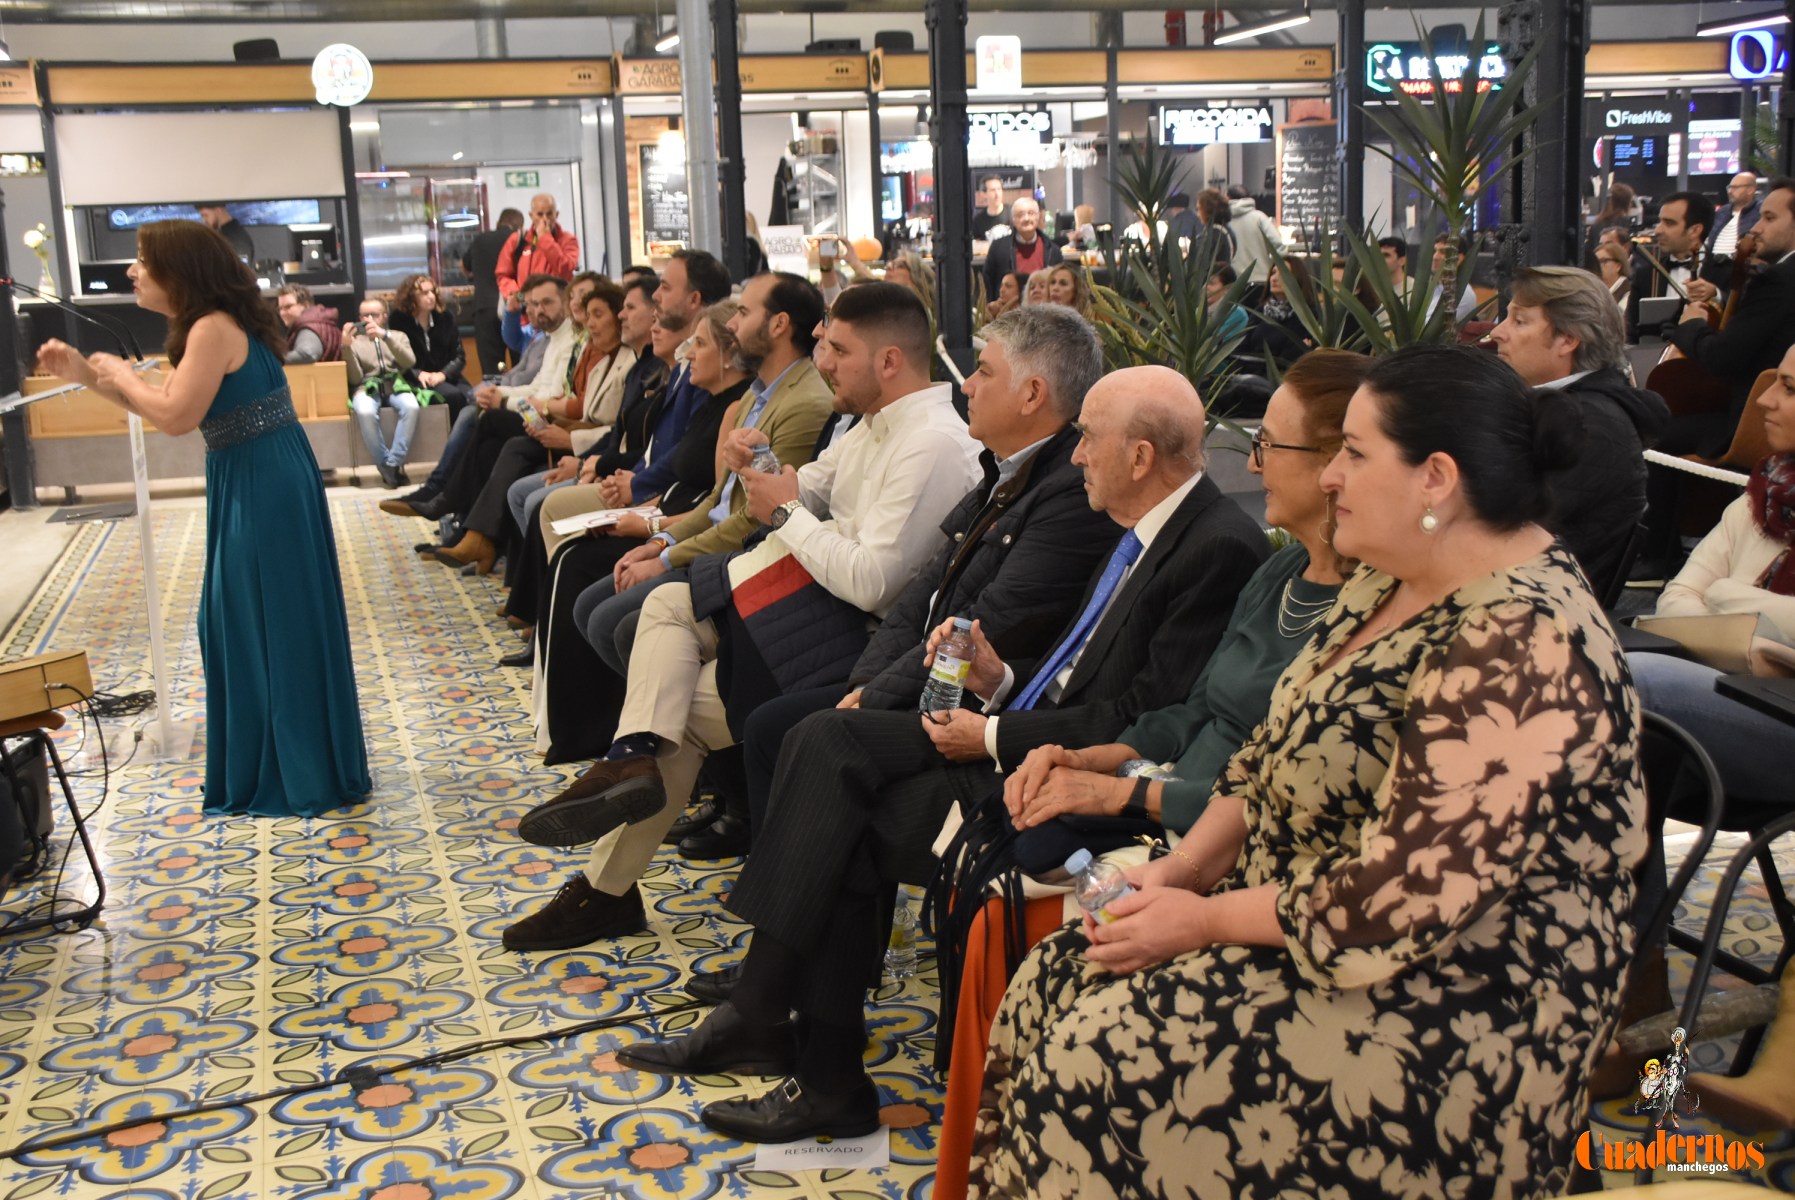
201, 386, 298, 452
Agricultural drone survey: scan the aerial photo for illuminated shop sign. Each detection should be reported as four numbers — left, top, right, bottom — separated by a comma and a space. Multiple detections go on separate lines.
1158, 104, 1274, 146
1729, 30, 1787, 81
1366, 42, 1507, 96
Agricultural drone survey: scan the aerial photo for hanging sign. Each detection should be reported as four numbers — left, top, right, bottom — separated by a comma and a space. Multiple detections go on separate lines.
312, 43, 375, 107
1729, 30, 1787, 81
1366, 42, 1506, 96
975, 36, 1024, 92
1158, 104, 1274, 146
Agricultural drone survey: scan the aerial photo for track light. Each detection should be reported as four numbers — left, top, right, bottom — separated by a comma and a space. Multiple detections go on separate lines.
1695, 9, 1788, 36
655, 29, 681, 52
1212, 5, 1312, 45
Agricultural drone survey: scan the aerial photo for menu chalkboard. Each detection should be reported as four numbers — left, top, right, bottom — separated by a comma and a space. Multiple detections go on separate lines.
1276, 121, 1340, 245
639, 143, 691, 246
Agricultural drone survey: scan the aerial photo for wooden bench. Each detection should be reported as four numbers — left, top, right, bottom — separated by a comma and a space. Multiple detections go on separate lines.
22, 361, 450, 500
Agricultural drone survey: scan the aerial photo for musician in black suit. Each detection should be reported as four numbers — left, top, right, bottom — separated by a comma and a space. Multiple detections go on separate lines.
1626, 192, 1716, 343
1639, 178, 1795, 576
615, 364, 1270, 1143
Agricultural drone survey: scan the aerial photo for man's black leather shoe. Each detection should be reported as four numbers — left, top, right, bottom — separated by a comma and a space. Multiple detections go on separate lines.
678, 812, 751, 860
701, 1074, 882, 1143
663, 800, 719, 845
410, 493, 454, 521
614, 1001, 795, 1077
686, 963, 741, 1005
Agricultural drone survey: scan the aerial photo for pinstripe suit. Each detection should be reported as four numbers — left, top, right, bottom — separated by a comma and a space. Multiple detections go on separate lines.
725, 473, 1268, 1020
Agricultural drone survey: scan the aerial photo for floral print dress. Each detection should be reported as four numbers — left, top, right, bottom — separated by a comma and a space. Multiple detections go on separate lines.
969, 545, 1648, 1200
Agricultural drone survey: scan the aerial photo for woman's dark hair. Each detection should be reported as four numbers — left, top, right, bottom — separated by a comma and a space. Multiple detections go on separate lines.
1196, 188, 1230, 225
1274, 256, 1317, 305
1363, 344, 1581, 531
585, 279, 626, 319
139, 220, 284, 366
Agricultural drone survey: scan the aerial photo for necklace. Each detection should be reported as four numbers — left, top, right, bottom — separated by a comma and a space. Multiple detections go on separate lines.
1277, 579, 1334, 638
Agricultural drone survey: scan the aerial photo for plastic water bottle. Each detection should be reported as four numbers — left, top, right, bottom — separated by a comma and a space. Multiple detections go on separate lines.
885, 899, 918, 981
750, 446, 781, 474
1066, 848, 1134, 923
919, 617, 974, 715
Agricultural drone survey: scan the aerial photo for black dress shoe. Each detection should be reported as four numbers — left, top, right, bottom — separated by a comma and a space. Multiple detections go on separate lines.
410, 493, 454, 521
500, 644, 534, 668
663, 800, 719, 845
701, 1074, 882, 1143
614, 1001, 795, 1077
501, 876, 647, 952
687, 963, 741, 1005
678, 812, 752, 860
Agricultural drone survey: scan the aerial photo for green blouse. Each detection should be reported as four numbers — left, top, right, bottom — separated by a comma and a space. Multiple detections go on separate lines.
1119, 542, 1339, 834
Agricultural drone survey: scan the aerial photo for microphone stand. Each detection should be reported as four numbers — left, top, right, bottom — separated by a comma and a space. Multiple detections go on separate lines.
8, 280, 188, 763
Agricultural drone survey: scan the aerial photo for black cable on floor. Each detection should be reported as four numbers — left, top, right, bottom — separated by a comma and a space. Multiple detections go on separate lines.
0, 997, 706, 1162
0, 686, 108, 934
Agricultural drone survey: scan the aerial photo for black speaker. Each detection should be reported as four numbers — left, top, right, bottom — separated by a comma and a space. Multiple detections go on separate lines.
0, 734, 53, 892
233, 38, 281, 62
875, 31, 915, 52
806, 38, 862, 53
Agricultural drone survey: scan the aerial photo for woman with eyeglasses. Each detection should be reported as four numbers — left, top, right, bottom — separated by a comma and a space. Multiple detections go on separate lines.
930, 349, 1372, 1200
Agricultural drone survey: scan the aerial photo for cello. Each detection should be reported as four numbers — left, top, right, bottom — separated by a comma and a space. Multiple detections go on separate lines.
1643, 232, 1760, 419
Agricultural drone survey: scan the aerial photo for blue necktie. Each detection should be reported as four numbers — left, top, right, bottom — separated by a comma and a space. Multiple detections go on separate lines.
1011, 530, 1143, 712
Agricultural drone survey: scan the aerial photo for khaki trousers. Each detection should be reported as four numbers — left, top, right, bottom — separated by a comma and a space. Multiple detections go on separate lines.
583, 582, 735, 895
539, 482, 614, 558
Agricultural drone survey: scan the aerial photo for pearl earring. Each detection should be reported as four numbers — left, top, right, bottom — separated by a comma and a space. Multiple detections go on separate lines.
1420, 505, 1439, 534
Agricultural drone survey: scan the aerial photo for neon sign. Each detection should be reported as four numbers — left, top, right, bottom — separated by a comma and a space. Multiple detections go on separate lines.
1366, 42, 1507, 96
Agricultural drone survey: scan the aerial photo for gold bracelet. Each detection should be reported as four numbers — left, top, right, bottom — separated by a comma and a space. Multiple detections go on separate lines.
1170, 847, 1202, 887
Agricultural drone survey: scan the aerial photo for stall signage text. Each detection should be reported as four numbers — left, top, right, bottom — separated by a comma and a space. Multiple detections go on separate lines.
968, 110, 1052, 153
1160, 104, 1273, 146
1366, 42, 1506, 96
1730, 31, 1787, 81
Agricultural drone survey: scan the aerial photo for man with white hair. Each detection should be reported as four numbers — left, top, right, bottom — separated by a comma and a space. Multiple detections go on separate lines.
983, 196, 1063, 301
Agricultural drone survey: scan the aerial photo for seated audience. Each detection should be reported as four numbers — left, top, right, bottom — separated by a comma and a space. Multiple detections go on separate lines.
388, 272, 472, 419
1022, 272, 1051, 306
275, 284, 340, 365
504, 282, 984, 952
1238, 256, 1315, 367
1206, 264, 1248, 340
341, 296, 420, 489
969, 343, 1645, 1197
929, 349, 1372, 1199
604, 362, 1269, 1143
1632, 342, 1795, 802
1487, 265, 1670, 597
1042, 263, 1093, 320
1595, 242, 1631, 311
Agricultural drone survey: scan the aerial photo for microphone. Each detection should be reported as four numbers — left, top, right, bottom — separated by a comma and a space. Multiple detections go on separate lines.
2, 277, 145, 362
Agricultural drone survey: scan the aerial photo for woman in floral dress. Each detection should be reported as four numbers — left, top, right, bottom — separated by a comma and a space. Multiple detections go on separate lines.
970, 344, 1649, 1200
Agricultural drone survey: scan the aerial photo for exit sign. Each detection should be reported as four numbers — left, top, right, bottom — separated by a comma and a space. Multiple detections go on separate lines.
504, 170, 540, 188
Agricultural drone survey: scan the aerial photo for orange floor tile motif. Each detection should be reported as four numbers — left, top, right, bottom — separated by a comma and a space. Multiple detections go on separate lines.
0, 494, 943, 1200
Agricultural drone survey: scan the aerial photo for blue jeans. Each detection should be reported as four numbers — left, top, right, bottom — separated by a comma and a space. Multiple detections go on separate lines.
1629, 651, 1795, 803
508, 471, 575, 537
575, 569, 687, 676
422, 405, 479, 492
352, 389, 421, 468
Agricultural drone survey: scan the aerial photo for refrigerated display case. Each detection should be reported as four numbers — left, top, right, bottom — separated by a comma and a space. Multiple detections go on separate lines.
355, 173, 488, 295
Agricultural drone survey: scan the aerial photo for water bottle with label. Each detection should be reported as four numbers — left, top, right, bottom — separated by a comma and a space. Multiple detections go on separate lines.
919, 617, 974, 715
885, 897, 918, 982
750, 446, 781, 474
1065, 848, 1135, 924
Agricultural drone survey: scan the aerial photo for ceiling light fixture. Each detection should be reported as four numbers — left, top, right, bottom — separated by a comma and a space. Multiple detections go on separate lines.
654, 28, 681, 52
1695, 9, 1788, 35
1211, 4, 1311, 45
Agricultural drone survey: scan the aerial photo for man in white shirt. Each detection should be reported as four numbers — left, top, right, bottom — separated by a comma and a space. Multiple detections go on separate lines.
1706, 172, 1760, 263
502, 282, 983, 949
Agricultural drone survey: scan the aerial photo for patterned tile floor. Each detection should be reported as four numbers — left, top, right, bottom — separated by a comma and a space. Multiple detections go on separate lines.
0, 492, 943, 1200
6, 489, 1795, 1197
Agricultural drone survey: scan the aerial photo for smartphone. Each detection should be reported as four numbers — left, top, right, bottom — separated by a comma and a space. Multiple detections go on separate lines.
817, 236, 839, 259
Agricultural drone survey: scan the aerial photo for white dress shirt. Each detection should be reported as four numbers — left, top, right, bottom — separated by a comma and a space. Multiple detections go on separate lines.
775, 382, 983, 619
980, 470, 1205, 766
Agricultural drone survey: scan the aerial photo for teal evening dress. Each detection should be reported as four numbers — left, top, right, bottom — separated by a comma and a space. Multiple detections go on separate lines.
196, 332, 370, 816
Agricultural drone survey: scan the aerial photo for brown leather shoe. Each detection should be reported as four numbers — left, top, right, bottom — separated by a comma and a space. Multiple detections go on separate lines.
432, 530, 497, 575
379, 498, 418, 517
501, 875, 648, 951
517, 755, 667, 847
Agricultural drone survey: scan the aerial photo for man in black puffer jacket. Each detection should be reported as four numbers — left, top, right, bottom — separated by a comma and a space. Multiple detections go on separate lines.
1488, 266, 1670, 600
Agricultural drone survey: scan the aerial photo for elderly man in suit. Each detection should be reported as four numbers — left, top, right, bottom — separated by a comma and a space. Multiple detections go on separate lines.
614, 363, 1269, 1143
982, 197, 1063, 303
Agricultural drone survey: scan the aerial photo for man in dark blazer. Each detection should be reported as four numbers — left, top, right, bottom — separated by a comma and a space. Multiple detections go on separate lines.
1640, 176, 1795, 576
982, 197, 1063, 301
461, 207, 523, 380
726, 304, 1120, 850
616, 363, 1269, 1142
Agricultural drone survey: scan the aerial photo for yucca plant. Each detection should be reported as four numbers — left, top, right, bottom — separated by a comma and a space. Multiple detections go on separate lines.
1361, 14, 1549, 340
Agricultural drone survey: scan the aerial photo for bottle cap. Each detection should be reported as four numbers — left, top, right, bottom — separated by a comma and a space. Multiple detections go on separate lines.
952, 617, 972, 631
1064, 848, 1092, 874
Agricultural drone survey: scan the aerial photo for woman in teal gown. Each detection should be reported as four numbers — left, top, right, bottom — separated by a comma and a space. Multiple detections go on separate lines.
37, 219, 369, 817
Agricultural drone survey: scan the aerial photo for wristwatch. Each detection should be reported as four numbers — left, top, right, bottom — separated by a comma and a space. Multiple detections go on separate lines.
770, 499, 803, 529
1120, 775, 1153, 821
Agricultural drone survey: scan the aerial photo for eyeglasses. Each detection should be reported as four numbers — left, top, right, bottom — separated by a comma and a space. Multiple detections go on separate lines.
1250, 434, 1326, 469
